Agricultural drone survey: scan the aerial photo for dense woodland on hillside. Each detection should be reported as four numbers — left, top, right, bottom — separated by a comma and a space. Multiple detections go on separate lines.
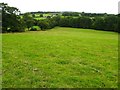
0, 3, 119, 33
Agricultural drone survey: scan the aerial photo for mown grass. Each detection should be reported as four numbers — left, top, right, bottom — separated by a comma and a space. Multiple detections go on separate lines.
2, 27, 118, 88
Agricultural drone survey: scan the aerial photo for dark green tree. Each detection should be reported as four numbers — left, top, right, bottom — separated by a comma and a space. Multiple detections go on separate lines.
32, 14, 35, 17
93, 17, 105, 30
22, 13, 34, 30
40, 14, 43, 17
38, 20, 50, 30
79, 17, 92, 29
1, 3, 25, 32
104, 16, 118, 31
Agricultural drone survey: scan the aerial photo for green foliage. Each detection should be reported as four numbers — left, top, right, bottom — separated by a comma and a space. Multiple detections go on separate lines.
118, 16, 120, 33
32, 14, 35, 17
2, 27, 118, 88
30, 28, 37, 31
47, 18, 57, 28
93, 16, 118, 32
40, 14, 43, 17
38, 20, 50, 30
22, 13, 34, 30
104, 16, 118, 31
52, 16, 61, 26
59, 16, 92, 29
59, 17, 70, 27
62, 12, 79, 16
1, 3, 25, 32
47, 16, 51, 19
78, 17, 92, 28
93, 17, 105, 30
34, 15, 119, 32
30, 26, 41, 31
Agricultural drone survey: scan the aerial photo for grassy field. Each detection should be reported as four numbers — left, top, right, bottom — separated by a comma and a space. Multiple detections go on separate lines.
2, 27, 118, 88
34, 17, 46, 20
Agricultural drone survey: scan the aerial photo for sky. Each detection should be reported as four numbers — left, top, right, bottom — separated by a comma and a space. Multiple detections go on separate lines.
0, 0, 120, 14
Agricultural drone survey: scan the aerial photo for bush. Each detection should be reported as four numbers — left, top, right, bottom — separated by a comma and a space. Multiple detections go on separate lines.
30, 28, 37, 31
30, 26, 41, 31
38, 20, 50, 30
40, 14, 43, 17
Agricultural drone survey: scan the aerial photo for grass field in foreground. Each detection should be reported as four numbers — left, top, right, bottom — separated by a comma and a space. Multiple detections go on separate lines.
2, 27, 118, 88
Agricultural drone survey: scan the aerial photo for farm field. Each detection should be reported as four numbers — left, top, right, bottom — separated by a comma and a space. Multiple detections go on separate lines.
2, 27, 118, 88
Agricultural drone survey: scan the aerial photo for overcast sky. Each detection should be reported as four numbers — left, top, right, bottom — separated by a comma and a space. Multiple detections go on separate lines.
1, 0, 119, 14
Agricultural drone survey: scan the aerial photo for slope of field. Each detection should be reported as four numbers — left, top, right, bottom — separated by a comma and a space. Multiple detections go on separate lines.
2, 27, 118, 88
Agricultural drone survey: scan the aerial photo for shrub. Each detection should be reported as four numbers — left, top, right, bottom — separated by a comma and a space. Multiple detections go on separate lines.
40, 14, 43, 17
30, 28, 37, 31
30, 26, 41, 31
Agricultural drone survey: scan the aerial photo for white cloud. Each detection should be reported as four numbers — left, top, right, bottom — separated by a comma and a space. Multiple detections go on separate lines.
0, 0, 119, 14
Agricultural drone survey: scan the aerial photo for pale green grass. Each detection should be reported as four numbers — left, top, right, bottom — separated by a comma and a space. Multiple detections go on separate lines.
43, 14, 51, 17
2, 27, 118, 88
35, 14, 40, 17
34, 17, 46, 20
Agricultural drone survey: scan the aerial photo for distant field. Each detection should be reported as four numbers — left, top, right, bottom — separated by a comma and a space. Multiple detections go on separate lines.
2, 27, 118, 88
34, 17, 46, 20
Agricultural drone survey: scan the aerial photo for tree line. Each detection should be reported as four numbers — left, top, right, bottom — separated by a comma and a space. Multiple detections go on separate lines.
34, 14, 119, 32
1, 3, 119, 33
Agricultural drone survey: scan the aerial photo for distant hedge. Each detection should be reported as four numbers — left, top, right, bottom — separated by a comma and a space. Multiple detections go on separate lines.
36, 15, 119, 32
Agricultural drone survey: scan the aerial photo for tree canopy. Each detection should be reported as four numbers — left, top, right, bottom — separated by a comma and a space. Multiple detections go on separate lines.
1, 3, 25, 32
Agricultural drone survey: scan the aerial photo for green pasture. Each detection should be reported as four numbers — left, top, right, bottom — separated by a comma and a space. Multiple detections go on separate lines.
2, 27, 118, 88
